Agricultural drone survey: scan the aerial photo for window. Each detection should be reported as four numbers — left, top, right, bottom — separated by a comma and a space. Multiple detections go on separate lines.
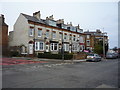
59, 33, 62, 40
51, 43, 58, 51
52, 32, 56, 39
86, 40, 90, 46
64, 34, 67, 40
79, 36, 84, 43
64, 44, 69, 51
87, 35, 90, 39
73, 35, 76, 41
39, 42, 44, 50
38, 30, 42, 37
35, 42, 38, 50
69, 34, 72, 40
46, 31, 49, 38
29, 28, 34, 36
35, 42, 44, 51
72, 44, 78, 51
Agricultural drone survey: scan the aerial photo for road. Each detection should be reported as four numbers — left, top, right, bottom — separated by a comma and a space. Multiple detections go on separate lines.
2, 59, 119, 88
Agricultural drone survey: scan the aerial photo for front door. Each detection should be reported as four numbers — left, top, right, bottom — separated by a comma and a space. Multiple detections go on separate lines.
29, 44, 33, 54
46, 45, 49, 52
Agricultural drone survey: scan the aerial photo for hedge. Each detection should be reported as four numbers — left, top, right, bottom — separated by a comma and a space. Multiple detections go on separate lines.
9, 51, 19, 57
38, 53, 73, 60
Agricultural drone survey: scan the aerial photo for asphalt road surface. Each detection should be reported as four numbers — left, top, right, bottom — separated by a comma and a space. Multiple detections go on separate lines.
2, 59, 119, 88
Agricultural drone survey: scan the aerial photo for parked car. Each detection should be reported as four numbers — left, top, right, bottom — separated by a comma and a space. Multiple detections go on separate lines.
106, 53, 117, 59
113, 53, 119, 58
86, 53, 101, 62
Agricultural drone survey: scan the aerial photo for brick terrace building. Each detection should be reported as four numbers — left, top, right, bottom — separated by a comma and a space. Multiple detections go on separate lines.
0, 14, 8, 56
84, 29, 109, 52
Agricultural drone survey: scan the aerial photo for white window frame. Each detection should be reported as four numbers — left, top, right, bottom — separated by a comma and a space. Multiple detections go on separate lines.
39, 42, 44, 50
52, 32, 56, 39
86, 40, 90, 46
38, 30, 42, 37
35, 42, 44, 51
64, 44, 69, 51
29, 28, 34, 36
59, 33, 62, 40
35, 42, 38, 51
64, 34, 67, 40
79, 36, 84, 43
72, 44, 78, 51
50, 43, 58, 51
46, 31, 49, 38
69, 35, 72, 40
73, 36, 76, 41
87, 35, 90, 39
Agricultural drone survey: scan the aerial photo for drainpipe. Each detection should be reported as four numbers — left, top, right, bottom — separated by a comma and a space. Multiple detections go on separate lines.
33, 22, 35, 57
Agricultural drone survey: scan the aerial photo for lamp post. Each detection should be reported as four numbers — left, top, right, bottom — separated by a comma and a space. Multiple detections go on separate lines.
103, 28, 105, 59
62, 30, 64, 61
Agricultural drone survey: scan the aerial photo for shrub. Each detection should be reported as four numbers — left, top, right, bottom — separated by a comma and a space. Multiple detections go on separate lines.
38, 53, 73, 60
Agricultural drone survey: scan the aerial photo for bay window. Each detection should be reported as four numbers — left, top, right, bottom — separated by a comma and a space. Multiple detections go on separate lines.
35, 42, 44, 51
51, 43, 58, 51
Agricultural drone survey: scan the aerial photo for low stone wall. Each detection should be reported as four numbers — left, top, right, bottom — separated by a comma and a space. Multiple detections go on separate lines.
73, 53, 87, 60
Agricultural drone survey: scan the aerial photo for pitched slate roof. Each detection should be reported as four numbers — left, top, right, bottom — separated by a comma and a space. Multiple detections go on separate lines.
21, 13, 46, 24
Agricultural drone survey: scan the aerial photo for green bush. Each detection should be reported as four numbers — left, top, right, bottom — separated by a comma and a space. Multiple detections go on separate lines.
9, 51, 19, 57
38, 53, 73, 60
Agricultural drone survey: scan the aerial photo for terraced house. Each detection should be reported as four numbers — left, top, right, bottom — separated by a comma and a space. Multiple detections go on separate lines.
9, 11, 85, 56
84, 29, 109, 52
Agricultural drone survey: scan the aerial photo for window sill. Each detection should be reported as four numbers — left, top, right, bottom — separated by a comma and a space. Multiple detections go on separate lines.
38, 36, 42, 38
35, 50, 44, 51
29, 35, 34, 37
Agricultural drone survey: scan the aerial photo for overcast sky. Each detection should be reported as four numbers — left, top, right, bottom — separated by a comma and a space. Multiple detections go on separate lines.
0, 0, 119, 49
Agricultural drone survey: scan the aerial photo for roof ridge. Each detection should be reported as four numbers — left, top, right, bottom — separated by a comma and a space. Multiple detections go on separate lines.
21, 13, 33, 17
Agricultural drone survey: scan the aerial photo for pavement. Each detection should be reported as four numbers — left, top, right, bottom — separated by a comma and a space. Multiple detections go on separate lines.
1, 57, 87, 66
0, 57, 48, 65
12, 57, 87, 62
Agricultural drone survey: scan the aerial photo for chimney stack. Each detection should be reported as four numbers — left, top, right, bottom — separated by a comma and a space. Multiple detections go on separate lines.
0, 14, 5, 25
67, 22, 72, 26
78, 24, 80, 29
57, 19, 64, 24
70, 22, 72, 26
96, 29, 101, 33
49, 15, 54, 20
33, 11, 41, 20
